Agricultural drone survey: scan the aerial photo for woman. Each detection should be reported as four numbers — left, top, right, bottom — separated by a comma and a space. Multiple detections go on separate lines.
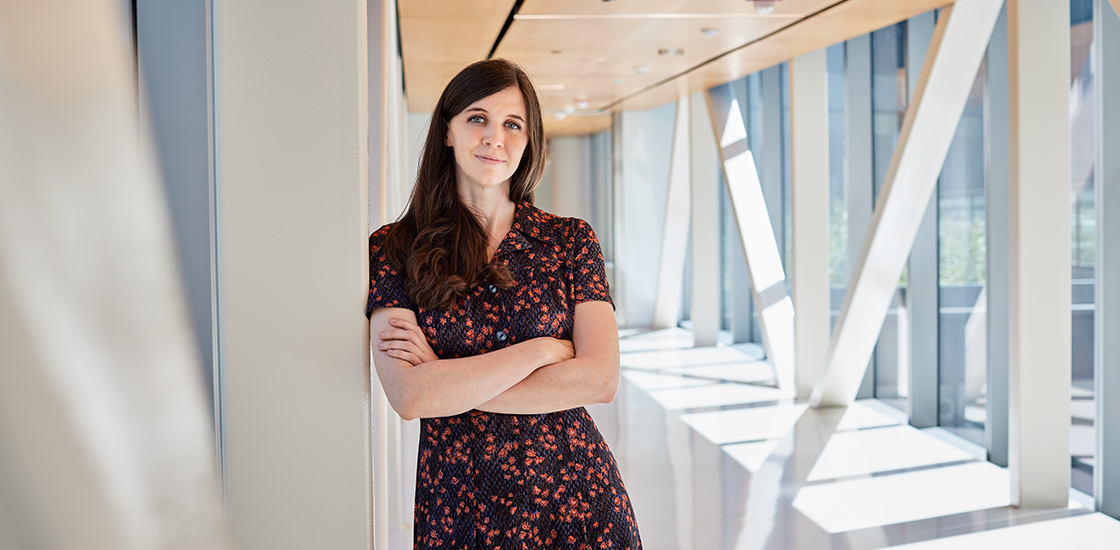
366, 59, 641, 549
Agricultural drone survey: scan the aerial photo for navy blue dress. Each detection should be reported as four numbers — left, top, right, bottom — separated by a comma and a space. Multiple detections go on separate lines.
367, 202, 641, 550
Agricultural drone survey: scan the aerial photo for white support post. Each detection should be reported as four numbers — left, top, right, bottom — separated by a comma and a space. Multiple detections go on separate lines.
653, 97, 692, 330
706, 87, 796, 395
810, 0, 1004, 408
789, 49, 831, 398
1006, 0, 1072, 508
690, 92, 722, 347
212, 0, 373, 546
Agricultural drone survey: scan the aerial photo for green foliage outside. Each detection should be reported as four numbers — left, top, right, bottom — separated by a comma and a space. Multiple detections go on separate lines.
938, 197, 986, 286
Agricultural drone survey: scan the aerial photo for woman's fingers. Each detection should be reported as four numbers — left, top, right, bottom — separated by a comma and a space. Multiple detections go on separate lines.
385, 347, 422, 366
379, 320, 438, 364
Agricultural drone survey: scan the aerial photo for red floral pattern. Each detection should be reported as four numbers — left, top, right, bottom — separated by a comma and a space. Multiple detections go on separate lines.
367, 202, 640, 549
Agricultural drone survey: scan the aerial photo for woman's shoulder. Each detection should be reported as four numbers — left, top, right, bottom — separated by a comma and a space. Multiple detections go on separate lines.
369, 222, 395, 248
520, 204, 595, 240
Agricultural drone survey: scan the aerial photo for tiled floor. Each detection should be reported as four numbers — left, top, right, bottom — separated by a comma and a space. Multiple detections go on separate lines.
581, 328, 1120, 550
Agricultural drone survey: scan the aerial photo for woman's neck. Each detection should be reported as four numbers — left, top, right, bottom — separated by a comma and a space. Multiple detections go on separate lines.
459, 184, 516, 257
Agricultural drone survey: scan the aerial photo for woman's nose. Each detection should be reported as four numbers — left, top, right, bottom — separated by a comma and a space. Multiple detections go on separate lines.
483, 124, 505, 148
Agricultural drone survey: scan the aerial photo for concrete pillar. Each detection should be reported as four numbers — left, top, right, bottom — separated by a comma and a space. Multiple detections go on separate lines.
212, 0, 373, 546
1006, 0, 1071, 509
690, 91, 722, 347
789, 49, 832, 398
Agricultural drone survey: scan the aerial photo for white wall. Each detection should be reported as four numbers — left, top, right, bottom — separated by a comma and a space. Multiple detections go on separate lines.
615, 104, 677, 328
212, 0, 372, 548
549, 136, 594, 220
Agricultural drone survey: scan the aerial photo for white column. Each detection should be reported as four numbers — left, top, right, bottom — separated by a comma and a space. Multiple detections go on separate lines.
653, 98, 692, 330
212, 0, 373, 547
0, 1, 230, 548
690, 92, 722, 346
1006, 0, 1071, 508
811, 0, 1004, 408
789, 49, 831, 398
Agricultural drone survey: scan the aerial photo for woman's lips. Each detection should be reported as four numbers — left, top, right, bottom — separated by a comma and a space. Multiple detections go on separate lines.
475, 154, 505, 165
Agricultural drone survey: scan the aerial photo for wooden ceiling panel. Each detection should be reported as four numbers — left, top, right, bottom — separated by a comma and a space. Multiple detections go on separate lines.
520, 0, 831, 16
399, 0, 516, 112
611, 0, 956, 111
544, 114, 613, 137
399, 0, 958, 135
495, 16, 793, 111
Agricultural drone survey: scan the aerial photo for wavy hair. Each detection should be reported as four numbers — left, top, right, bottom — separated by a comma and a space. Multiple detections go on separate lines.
382, 59, 545, 310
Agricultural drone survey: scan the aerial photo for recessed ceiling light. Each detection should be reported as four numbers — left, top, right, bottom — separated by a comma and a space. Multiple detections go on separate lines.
750, 0, 777, 14
633, 66, 651, 76
564, 105, 576, 114
700, 27, 720, 37
575, 98, 590, 110
556, 112, 568, 120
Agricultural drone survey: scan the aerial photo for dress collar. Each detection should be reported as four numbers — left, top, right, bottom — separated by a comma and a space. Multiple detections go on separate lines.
495, 201, 551, 256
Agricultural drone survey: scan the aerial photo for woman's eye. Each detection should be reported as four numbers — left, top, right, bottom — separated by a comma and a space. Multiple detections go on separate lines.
505, 121, 521, 130
468, 115, 485, 123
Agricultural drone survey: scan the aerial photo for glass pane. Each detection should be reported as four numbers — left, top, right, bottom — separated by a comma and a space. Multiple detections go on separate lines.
1069, 0, 1095, 495
828, 43, 848, 332
870, 23, 910, 408
937, 58, 988, 446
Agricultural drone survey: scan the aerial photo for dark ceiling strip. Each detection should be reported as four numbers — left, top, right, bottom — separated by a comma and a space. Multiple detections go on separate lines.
600, 0, 855, 111
488, 0, 526, 59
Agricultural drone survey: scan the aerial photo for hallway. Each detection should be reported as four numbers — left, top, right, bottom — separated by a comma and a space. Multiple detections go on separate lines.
581, 329, 1120, 549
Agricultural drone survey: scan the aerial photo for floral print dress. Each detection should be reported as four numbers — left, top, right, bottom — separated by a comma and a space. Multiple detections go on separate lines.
366, 202, 641, 550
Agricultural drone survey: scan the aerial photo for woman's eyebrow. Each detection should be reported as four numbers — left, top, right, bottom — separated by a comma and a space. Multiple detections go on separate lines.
465, 107, 525, 123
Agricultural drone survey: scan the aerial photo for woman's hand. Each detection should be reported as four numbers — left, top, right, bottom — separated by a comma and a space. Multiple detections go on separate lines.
377, 317, 439, 366
532, 336, 575, 365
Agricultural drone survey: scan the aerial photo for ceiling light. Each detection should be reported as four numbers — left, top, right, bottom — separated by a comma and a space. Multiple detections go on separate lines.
700, 27, 720, 37
564, 105, 576, 114
575, 98, 590, 110
749, 0, 777, 14
633, 65, 651, 76
555, 113, 568, 120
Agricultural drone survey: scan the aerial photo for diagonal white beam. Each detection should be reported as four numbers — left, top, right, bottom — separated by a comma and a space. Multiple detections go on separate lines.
653, 97, 692, 330
705, 87, 795, 395
810, 0, 1005, 407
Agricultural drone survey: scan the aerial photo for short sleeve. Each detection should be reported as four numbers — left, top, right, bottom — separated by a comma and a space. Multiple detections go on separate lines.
569, 218, 614, 308
366, 225, 415, 318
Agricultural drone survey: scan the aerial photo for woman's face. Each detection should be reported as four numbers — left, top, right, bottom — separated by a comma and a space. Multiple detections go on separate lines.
445, 86, 529, 195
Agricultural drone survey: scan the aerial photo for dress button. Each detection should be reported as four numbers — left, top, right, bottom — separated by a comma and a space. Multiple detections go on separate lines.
496, 330, 508, 342
488, 284, 498, 294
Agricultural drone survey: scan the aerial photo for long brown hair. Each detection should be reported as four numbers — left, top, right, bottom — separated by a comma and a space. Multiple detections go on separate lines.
382, 59, 545, 310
